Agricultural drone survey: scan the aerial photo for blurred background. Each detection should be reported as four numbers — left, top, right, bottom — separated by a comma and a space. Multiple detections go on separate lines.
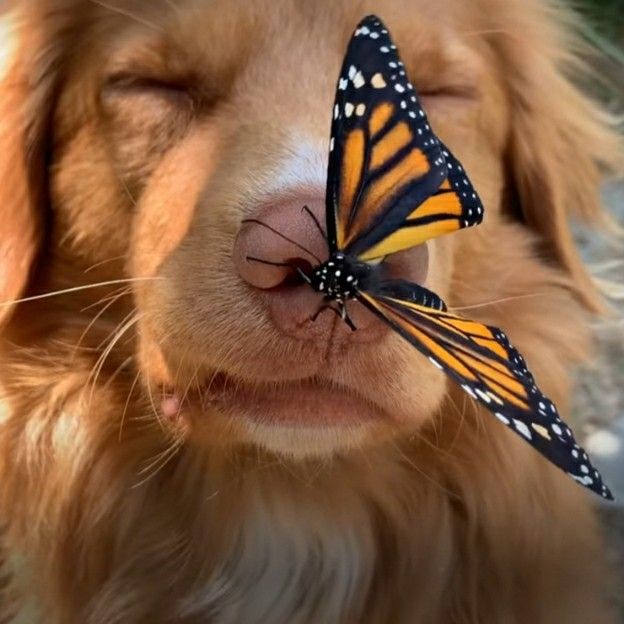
571, 0, 624, 617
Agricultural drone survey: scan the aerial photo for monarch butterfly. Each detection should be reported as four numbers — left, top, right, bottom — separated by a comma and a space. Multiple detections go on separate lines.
247, 15, 612, 499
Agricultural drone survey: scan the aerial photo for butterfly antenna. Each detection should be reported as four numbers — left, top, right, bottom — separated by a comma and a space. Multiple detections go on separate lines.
241, 219, 322, 264
301, 205, 328, 248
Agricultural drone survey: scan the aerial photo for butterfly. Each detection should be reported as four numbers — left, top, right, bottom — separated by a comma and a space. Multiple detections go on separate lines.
246, 15, 612, 500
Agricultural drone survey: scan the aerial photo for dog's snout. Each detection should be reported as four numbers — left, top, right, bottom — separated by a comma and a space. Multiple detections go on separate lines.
233, 196, 386, 342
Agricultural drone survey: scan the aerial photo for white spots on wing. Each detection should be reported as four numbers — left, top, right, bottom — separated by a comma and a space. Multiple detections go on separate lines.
495, 412, 510, 425
389, 61, 398, 68
354, 25, 370, 36
380, 46, 390, 53
338, 77, 348, 90
400, 100, 407, 109
429, 357, 443, 370
355, 103, 366, 116
333, 104, 339, 120
513, 419, 532, 440
348, 65, 357, 80
475, 388, 491, 403
571, 473, 594, 487
489, 392, 503, 405
408, 111, 416, 118
531, 423, 551, 440
580, 464, 590, 474
371, 73, 387, 88
352, 70, 365, 89
394, 83, 405, 93
551, 423, 562, 436
461, 384, 477, 400
369, 32, 380, 39
344, 102, 354, 117
329, 137, 335, 152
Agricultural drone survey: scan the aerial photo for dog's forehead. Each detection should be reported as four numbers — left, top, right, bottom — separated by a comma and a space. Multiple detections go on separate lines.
94, 0, 480, 86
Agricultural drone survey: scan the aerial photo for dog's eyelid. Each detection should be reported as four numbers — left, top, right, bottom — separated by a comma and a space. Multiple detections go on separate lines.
103, 72, 193, 96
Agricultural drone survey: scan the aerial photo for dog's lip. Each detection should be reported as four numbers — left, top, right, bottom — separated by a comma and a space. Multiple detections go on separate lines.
162, 373, 388, 427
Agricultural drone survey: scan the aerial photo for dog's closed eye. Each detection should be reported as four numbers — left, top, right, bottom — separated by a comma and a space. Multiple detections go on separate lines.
99, 73, 198, 190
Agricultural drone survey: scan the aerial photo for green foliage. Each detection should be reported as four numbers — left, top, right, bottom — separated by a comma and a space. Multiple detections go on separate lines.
574, 0, 623, 48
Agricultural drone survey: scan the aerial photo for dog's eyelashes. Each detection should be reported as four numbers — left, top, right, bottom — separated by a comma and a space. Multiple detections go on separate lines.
102, 73, 196, 104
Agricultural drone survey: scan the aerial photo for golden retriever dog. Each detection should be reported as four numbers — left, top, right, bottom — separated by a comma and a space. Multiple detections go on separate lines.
0, 0, 621, 622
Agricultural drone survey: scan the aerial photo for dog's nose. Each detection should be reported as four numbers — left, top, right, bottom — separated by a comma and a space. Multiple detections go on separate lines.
233, 197, 385, 342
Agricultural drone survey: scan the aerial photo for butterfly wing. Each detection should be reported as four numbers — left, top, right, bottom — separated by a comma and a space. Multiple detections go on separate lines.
326, 15, 482, 260
356, 144, 484, 262
357, 281, 613, 500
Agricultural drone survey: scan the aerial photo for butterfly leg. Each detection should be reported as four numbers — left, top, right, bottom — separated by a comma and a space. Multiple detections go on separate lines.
311, 302, 339, 323
339, 302, 357, 331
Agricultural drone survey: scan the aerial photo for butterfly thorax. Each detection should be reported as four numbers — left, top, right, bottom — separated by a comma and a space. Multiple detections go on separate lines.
310, 253, 373, 300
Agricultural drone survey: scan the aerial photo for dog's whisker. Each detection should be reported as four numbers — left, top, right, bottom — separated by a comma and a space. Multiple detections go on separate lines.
83, 256, 128, 274
449, 292, 547, 312
103, 355, 134, 390
73, 289, 133, 358
145, 374, 167, 433
0, 278, 161, 309
119, 370, 142, 441
388, 438, 457, 499
88, 0, 164, 32
133, 437, 185, 488
80, 286, 132, 313
137, 437, 183, 476
86, 312, 143, 409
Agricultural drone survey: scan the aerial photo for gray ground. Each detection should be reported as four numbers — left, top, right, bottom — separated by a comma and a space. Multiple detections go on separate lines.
575, 181, 624, 617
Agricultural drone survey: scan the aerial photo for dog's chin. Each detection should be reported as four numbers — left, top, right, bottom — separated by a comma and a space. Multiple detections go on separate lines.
158, 373, 402, 459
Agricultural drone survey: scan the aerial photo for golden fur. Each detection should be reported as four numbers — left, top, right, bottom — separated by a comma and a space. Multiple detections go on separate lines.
0, 0, 621, 622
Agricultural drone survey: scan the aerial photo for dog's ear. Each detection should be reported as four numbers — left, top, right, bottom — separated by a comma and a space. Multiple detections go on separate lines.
494, 1, 622, 312
0, 5, 62, 327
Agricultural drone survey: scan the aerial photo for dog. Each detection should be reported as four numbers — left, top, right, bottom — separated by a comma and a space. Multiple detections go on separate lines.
0, 0, 621, 622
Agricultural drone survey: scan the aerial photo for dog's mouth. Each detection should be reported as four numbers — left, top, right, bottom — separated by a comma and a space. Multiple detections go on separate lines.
160, 372, 389, 428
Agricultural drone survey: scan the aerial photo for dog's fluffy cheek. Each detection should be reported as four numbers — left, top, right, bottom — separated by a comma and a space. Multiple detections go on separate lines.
132, 124, 221, 279
50, 123, 133, 264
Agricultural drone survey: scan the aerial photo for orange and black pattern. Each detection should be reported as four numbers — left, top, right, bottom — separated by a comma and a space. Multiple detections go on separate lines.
303, 15, 613, 499
358, 283, 612, 500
